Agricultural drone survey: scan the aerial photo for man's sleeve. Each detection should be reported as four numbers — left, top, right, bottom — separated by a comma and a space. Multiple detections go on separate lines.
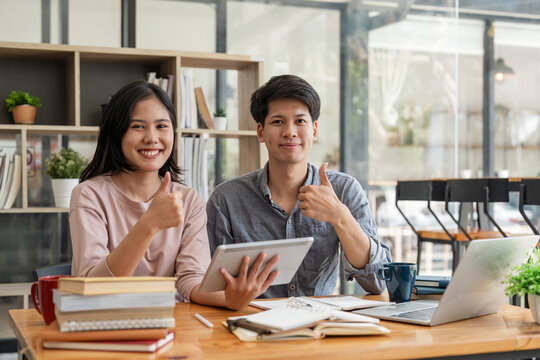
206, 189, 234, 255
339, 178, 392, 294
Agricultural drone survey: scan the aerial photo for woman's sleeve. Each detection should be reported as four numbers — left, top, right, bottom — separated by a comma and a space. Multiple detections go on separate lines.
174, 191, 211, 301
69, 185, 115, 277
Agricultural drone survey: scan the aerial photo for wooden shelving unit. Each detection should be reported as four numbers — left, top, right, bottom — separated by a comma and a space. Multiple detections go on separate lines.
0, 41, 264, 212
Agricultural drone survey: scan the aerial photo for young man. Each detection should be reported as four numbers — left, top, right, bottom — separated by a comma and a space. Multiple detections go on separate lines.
206, 74, 391, 297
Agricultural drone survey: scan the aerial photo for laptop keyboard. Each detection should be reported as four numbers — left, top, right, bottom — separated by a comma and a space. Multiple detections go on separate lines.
390, 307, 437, 321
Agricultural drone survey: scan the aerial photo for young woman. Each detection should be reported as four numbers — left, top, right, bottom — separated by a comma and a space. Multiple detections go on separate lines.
69, 80, 278, 310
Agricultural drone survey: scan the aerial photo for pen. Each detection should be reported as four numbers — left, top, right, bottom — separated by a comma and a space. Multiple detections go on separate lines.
194, 313, 214, 328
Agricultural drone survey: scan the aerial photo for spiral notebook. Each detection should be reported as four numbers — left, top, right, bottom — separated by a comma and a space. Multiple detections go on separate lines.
59, 318, 175, 332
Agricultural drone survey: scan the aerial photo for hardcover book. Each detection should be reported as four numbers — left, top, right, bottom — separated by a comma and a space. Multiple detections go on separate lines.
40, 321, 171, 342
414, 275, 451, 288
195, 87, 214, 129
53, 290, 176, 312
58, 276, 176, 295
412, 286, 445, 295
43, 331, 175, 352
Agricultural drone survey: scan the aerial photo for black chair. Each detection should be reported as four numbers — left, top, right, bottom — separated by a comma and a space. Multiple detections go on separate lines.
396, 180, 455, 273
444, 178, 509, 238
444, 178, 509, 268
31, 262, 72, 281
519, 178, 540, 235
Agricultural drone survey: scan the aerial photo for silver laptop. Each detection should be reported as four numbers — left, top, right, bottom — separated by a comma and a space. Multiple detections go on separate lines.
355, 235, 539, 326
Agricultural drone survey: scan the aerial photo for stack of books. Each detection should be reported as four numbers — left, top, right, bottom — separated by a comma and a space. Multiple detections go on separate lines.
412, 275, 451, 299
43, 276, 177, 352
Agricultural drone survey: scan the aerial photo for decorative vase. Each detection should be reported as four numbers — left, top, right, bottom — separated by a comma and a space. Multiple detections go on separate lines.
50, 179, 79, 208
12, 105, 37, 124
528, 293, 540, 325
214, 116, 227, 130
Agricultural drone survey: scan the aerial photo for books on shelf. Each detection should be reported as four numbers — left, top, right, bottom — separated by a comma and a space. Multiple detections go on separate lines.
147, 72, 174, 99
43, 331, 175, 352
181, 135, 209, 201
0, 152, 9, 207
250, 296, 393, 311
195, 87, 214, 129
58, 276, 176, 295
0, 152, 13, 208
414, 275, 451, 288
3, 153, 21, 209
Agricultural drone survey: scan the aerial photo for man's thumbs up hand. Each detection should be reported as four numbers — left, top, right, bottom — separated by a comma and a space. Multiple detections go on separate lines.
318, 162, 331, 187
298, 163, 346, 224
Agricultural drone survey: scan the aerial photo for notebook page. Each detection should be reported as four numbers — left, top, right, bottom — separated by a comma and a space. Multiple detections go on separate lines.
308, 296, 393, 310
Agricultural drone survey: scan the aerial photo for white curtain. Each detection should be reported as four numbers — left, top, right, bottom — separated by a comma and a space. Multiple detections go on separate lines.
374, 48, 411, 127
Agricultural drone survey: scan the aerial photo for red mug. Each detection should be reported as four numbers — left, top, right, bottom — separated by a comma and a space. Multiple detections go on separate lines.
31, 275, 71, 325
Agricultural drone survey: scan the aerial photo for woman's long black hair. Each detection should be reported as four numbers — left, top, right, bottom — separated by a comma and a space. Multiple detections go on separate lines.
80, 80, 182, 183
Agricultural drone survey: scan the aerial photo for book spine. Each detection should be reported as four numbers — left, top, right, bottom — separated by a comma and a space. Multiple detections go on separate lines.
59, 318, 175, 332
412, 286, 445, 295
414, 280, 449, 288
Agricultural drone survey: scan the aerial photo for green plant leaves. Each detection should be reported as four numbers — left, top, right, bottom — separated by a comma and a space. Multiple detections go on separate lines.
45, 148, 88, 179
503, 248, 540, 296
5, 91, 42, 112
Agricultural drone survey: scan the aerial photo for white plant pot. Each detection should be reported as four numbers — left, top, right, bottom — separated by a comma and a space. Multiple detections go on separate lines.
214, 116, 227, 130
528, 293, 540, 325
51, 178, 79, 208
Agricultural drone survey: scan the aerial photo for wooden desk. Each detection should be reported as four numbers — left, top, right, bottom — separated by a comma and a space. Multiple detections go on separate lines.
9, 299, 540, 360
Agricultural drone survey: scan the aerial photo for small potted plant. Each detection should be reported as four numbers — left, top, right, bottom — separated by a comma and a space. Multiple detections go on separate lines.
213, 106, 227, 130
5, 91, 42, 124
503, 247, 540, 324
45, 148, 88, 208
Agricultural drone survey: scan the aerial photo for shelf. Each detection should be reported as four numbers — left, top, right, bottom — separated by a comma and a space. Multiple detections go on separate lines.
0, 208, 68, 214
0, 40, 264, 214
0, 124, 98, 135
180, 128, 257, 138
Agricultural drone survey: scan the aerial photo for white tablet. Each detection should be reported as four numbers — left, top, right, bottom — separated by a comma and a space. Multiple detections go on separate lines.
198, 237, 314, 293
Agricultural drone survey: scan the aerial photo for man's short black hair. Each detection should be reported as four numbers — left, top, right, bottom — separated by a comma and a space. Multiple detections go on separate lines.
250, 74, 320, 125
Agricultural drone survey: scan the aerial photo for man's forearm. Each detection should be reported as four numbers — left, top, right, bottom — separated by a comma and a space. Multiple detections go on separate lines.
331, 205, 371, 269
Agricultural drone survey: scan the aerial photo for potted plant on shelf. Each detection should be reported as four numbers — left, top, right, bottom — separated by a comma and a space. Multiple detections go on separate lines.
5, 91, 42, 124
213, 106, 227, 131
503, 247, 540, 324
45, 148, 88, 208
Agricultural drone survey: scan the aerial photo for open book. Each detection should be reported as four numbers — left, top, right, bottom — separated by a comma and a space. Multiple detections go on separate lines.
226, 298, 388, 341
250, 296, 393, 311
226, 321, 389, 341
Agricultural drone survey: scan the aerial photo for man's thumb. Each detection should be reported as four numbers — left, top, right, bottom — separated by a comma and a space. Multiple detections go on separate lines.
319, 163, 331, 186
158, 172, 171, 194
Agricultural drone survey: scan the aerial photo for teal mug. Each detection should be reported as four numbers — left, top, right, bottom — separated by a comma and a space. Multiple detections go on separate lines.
378, 262, 417, 303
